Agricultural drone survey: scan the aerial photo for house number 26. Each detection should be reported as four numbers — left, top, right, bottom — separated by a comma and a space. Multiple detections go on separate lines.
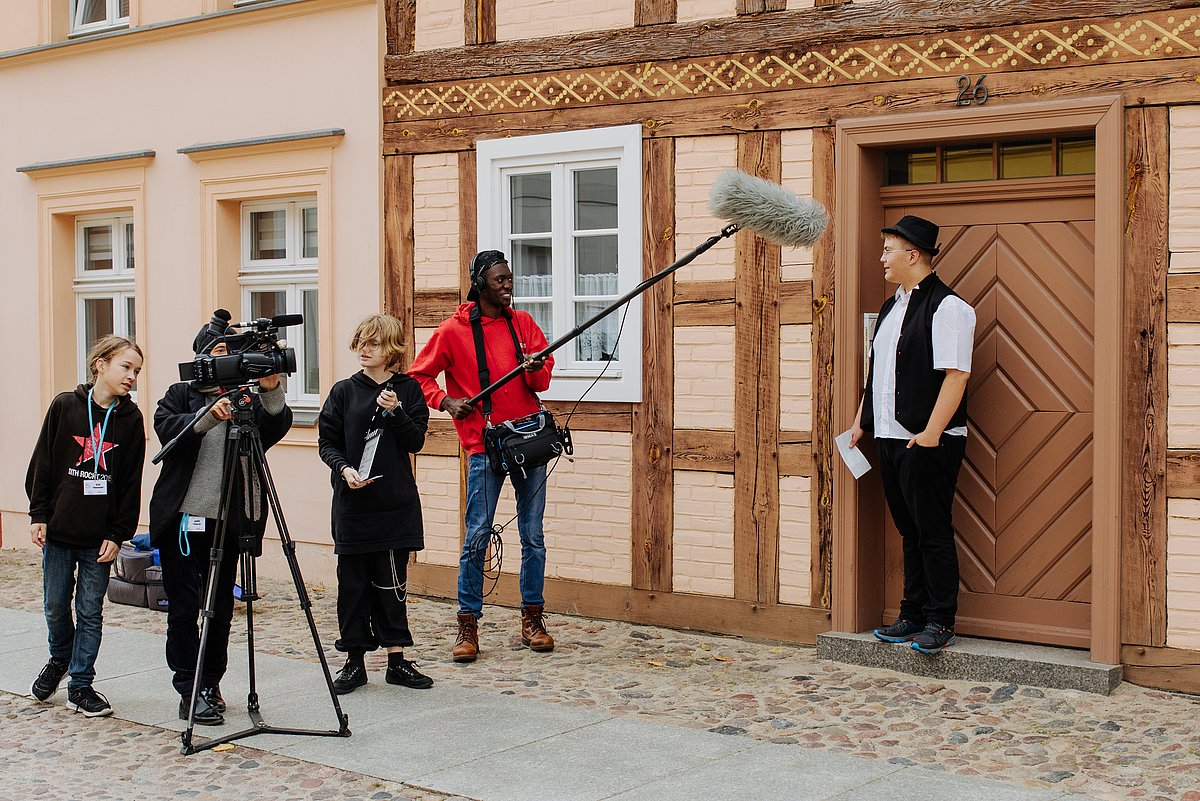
955, 74, 988, 106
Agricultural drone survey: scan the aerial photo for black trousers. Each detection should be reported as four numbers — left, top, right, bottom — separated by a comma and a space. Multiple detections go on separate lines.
159, 515, 241, 698
877, 436, 966, 628
335, 549, 413, 653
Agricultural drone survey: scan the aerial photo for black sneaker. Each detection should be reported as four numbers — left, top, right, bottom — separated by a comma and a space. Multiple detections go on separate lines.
179, 693, 223, 726
31, 657, 69, 701
873, 619, 924, 643
332, 662, 367, 695
201, 685, 226, 713
911, 621, 956, 654
66, 686, 112, 717
386, 658, 434, 690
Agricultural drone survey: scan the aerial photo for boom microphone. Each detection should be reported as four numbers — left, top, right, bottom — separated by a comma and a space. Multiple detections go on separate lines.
708, 169, 829, 248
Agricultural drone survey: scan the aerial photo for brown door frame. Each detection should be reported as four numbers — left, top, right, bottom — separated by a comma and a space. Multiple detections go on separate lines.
831, 96, 1124, 665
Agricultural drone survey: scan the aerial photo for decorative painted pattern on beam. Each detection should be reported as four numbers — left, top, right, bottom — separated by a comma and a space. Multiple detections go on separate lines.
383, 9, 1198, 121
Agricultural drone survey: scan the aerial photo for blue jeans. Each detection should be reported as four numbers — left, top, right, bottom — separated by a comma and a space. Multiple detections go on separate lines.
458, 453, 547, 618
42, 541, 111, 690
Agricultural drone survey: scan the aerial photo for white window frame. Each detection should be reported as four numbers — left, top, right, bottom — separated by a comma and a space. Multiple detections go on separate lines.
239, 197, 319, 410
70, 0, 130, 36
74, 213, 135, 384
477, 125, 643, 403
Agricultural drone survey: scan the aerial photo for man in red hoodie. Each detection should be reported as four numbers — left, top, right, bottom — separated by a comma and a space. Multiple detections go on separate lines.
409, 250, 555, 663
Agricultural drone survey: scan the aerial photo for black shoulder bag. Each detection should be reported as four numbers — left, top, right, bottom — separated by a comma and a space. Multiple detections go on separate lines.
470, 309, 572, 478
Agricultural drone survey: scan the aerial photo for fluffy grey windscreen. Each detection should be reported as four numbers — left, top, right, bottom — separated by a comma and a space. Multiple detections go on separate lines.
708, 170, 829, 248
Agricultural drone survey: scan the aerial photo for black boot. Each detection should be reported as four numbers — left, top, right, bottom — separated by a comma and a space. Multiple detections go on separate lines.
179, 691, 224, 726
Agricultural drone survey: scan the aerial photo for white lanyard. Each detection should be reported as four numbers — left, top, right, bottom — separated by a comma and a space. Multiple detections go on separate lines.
87, 387, 117, 471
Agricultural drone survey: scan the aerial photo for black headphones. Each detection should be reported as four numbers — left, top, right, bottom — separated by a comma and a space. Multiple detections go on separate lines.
470, 250, 507, 297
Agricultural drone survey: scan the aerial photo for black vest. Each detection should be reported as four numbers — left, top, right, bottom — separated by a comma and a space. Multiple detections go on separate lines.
861, 272, 969, 435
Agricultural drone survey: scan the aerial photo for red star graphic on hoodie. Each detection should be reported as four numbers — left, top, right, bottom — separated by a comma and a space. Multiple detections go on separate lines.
73, 424, 119, 470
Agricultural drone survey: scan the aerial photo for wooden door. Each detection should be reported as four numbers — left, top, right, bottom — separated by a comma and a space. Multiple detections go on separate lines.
881, 180, 1095, 648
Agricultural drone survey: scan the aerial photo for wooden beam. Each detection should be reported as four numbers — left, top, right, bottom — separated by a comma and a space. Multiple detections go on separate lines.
385, 0, 415, 55
779, 280, 813, 325
464, 0, 496, 45
458, 151, 477, 302
423, 420, 462, 457
385, 55, 1200, 155
810, 125, 836, 610
1167, 273, 1200, 322
1167, 449, 1200, 499
384, 156, 415, 368
414, 289, 461, 327
738, 0, 786, 13
632, 138, 676, 593
734, 131, 782, 605
1122, 644, 1200, 694
673, 280, 735, 326
543, 400, 633, 433
406, 562, 833, 643
674, 429, 735, 473
384, 1, 1196, 84
779, 430, 815, 477
635, 0, 675, 26
1122, 106, 1169, 647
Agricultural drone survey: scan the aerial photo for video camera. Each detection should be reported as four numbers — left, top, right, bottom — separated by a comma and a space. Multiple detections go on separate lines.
180, 309, 300, 388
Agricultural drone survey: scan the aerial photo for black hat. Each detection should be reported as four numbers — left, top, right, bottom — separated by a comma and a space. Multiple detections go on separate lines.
193, 309, 234, 355
467, 249, 508, 301
881, 215, 940, 257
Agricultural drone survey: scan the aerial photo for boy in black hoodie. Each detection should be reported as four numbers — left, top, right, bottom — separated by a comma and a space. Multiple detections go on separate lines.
27, 335, 146, 717
149, 314, 292, 725
318, 313, 431, 694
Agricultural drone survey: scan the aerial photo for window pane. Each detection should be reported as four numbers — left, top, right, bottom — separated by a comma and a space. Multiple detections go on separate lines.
1000, 141, 1053, 179
83, 225, 113, 271
302, 207, 318, 259
250, 210, 287, 260
510, 173, 551, 234
84, 297, 115, 347
943, 145, 993, 183
118, 0, 129, 18
885, 149, 936, 185
303, 289, 319, 395
250, 290, 287, 320
125, 222, 134, 271
574, 301, 618, 362
514, 301, 553, 341
574, 235, 619, 296
78, 0, 107, 24
511, 238, 553, 298
125, 296, 136, 341
574, 168, 618, 230
1059, 138, 1096, 176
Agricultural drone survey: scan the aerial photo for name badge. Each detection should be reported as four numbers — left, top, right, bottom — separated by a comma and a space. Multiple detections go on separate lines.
187, 516, 207, 533
83, 480, 108, 496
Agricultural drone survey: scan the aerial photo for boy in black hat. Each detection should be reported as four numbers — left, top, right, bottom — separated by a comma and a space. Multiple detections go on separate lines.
849, 215, 976, 654
148, 312, 292, 724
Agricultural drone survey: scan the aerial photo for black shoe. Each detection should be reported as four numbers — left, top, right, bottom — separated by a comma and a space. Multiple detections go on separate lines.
386, 658, 434, 690
66, 686, 112, 718
201, 685, 226, 713
332, 662, 367, 695
911, 621, 956, 654
31, 657, 69, 701
179, 693, 224, 726
873, 619, 924, 643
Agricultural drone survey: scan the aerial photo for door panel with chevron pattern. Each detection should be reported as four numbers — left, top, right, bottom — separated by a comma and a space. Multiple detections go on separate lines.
882, 190, 1095, 647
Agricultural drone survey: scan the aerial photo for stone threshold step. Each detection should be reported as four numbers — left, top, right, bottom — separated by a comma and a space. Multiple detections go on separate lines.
816, 631, 1122, 695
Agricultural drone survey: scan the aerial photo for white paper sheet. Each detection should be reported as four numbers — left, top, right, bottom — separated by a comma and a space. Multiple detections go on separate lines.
835, 429, 872, 479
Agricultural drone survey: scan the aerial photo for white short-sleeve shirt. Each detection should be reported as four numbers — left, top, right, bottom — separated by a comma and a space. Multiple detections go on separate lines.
871, 283, 976, 440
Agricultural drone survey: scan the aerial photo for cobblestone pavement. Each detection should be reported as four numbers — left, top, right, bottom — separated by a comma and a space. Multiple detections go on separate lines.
3, 548, 1200, 801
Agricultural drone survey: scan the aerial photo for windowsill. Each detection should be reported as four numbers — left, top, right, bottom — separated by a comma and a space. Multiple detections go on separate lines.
68, 23, 131, 39
291, 408, 318, 427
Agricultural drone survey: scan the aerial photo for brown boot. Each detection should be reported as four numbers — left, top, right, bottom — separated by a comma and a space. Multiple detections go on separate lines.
452, 613, 479, 663
521, 604, 555, 652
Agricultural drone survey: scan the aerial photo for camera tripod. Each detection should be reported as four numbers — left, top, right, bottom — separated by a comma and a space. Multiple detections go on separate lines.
158, 386, 350, 754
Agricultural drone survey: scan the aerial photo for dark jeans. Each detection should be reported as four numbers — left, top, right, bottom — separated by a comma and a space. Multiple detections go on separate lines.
336, 548, 413, 653
42, 541, 111, 690
159, 515, 240, 698
877, 436, 966, 628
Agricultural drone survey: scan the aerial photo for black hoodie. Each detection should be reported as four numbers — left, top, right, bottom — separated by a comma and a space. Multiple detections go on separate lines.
318, 371, 428, 555
26, 384, 146, 549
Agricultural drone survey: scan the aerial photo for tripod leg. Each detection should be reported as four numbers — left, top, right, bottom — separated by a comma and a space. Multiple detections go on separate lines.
247, 430, 350, 735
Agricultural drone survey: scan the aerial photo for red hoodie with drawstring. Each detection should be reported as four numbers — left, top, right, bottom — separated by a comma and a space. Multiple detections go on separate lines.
408, 303, 553, 455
